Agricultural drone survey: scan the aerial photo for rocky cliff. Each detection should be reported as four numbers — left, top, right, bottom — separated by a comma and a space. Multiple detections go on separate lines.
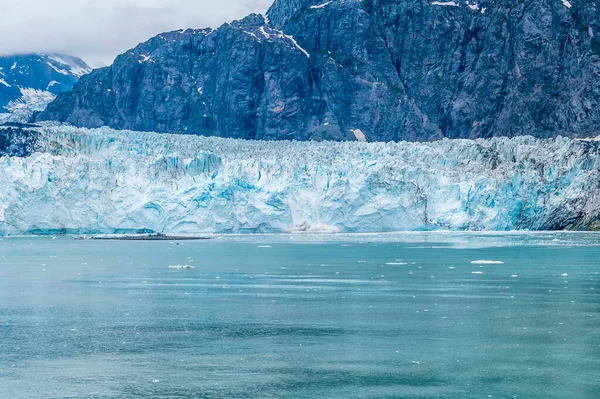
37, 0, 600, 141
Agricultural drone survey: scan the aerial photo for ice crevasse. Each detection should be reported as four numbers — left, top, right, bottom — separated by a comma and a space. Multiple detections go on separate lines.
0, 124, 599, 235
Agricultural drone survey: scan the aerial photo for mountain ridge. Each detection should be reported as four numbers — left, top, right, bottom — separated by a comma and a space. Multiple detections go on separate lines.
0, 53, 91, 115
37, 0, 600, 141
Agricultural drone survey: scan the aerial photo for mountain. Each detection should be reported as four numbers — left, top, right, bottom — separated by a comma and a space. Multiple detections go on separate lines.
37, 0, 600, 141
1, 124, 600, 235
0, 54, 91, 116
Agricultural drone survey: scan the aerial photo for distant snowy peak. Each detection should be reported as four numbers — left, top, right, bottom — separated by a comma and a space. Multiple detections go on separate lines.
41, 54, 92, 78
0, 53, 91, 113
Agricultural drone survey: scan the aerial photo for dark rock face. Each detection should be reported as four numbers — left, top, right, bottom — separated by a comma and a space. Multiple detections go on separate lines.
0, 54, 91, 111
38, 0, 600, 141
0, 127, 39, 157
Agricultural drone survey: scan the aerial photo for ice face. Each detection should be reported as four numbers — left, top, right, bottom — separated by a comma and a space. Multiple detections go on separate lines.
0, 124, 599, 235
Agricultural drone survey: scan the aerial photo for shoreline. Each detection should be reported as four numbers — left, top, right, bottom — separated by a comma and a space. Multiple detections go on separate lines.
75, 235, 213, 241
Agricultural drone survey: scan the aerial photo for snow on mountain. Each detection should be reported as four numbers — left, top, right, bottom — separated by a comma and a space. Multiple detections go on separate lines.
0, 54, 91, 113
1, 124, 599, 235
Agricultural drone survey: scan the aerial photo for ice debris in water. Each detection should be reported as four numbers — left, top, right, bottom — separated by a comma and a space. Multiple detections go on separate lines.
1, 124, 600, 235
471, 260, 504, 264
168, 265, 196, 269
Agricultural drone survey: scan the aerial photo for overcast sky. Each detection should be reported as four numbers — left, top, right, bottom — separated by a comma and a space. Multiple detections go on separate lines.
0, 0, 273, 67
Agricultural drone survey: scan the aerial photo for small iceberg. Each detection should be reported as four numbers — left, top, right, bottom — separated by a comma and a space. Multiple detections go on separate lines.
471, 260, 504, 264
168, 264, 196, 269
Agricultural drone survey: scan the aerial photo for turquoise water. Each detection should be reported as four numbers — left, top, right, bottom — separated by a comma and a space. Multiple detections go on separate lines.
0, 233, 599, 398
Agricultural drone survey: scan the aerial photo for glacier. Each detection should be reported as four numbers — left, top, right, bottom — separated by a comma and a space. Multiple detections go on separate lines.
1, 124, 600, 235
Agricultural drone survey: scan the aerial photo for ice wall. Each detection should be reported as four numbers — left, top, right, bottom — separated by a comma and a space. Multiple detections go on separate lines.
1, 124, 599, 235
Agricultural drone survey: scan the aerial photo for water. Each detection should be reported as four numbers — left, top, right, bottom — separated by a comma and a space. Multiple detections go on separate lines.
0, 233, 599, 398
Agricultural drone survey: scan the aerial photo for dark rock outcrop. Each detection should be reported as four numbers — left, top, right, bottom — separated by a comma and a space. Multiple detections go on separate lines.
0, 126, 39, 157
37, 0, 600, 141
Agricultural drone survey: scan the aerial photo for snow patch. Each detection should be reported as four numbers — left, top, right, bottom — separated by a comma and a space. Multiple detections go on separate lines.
283, 34, 310, 58
431, 1, 459, 6
255, 27, 310, 58
310, 2, 332, 9
351, 129, 367, 142
138, 54, 155, 64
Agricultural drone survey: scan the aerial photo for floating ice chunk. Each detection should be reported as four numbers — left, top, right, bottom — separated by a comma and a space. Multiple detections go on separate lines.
168, 265, 196, 269
511, 274, 518, 278
258, 245, 272, 248
561, 273, 568, 277
386, 262, 408, 265
472, 271, 483, 274
471, 260, 504, 264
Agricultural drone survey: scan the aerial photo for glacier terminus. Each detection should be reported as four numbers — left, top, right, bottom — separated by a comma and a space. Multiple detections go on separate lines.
1, 124, 599, 236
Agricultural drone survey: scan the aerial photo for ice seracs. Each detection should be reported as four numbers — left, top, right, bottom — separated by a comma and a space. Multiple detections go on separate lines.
1, 124, 600, 236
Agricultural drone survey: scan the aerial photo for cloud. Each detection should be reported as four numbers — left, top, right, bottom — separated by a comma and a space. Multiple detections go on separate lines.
0, 0, 274, 67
